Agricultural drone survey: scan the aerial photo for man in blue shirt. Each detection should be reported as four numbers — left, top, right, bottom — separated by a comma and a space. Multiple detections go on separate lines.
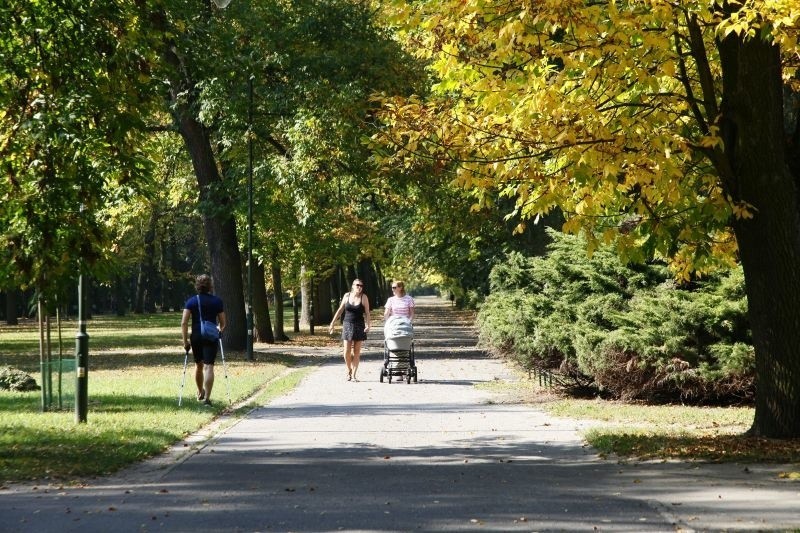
181, 274, 226, 406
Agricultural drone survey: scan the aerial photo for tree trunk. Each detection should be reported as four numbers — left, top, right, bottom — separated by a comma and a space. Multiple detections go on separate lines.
134, 208, 159, 313
113, 275, 127, 316
292, 293, 299, 333
717, 34, 800, 438
374, 262, 387, 308
5, 290, 19, 325
300, 264, 312, 327
271, 257, 289, 341
334, 265, 345, 308
357, 259, 381, 309
253, 260, 274, 343
314, 272, 335, 325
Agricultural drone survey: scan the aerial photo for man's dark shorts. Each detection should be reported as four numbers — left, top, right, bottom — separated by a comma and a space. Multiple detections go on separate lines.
190, 333, 218, 365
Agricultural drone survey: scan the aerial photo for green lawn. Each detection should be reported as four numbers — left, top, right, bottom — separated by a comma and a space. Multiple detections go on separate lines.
0, 311, 319, 484
5, 312, 798, 483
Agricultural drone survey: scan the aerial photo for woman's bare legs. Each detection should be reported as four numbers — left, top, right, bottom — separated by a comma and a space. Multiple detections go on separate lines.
343, 340, 354, 380
351, 340, 363, 381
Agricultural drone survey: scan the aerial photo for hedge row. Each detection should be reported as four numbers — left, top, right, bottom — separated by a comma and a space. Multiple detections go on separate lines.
476, 230, 754, 404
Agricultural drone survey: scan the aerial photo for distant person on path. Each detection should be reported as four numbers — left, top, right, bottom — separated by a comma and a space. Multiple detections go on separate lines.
384, 280, 415, 322
329, 279, 371, 382
181, 274, 226, 406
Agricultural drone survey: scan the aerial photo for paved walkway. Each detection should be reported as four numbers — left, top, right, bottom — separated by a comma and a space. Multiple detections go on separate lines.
2, 296, 799, 532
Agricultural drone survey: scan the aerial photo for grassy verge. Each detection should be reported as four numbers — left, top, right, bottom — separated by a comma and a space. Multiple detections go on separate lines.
478, 375, 800, 463
0, 354, 317, 484
0, 311, 327, 484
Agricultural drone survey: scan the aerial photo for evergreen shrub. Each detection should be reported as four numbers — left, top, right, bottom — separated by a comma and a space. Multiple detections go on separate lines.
477, 230, 754, 404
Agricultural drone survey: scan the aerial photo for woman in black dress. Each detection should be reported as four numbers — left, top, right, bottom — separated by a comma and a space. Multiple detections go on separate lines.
329, 279, 371, 381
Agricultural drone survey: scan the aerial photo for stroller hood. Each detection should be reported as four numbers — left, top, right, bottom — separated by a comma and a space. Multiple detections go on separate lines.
384, 316, 413, 339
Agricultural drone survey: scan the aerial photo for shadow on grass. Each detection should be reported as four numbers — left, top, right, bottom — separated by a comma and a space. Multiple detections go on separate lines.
0, 364, 313, 483
0, 391, 215, 414
0, 352, 306, 413
0, 391, 218, 481
0, 421, 186, 480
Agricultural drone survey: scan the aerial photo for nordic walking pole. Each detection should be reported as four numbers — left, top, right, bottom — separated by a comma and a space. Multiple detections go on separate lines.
218, 338, 231, 405
178, 349, 189, 406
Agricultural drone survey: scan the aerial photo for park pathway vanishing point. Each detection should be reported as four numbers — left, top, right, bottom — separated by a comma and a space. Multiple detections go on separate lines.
3, 296, 799, 532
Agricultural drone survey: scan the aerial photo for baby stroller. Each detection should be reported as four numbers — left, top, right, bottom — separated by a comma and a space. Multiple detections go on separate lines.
379, 316, 417, 383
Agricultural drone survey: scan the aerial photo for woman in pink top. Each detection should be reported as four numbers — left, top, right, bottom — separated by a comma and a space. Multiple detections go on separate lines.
384, 280, 415, 322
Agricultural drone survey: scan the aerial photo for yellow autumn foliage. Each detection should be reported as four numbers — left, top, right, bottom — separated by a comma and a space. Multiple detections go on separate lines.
373, 0, 800, 275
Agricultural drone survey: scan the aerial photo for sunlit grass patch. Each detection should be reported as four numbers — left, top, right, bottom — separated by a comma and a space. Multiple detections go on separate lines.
585, 428, 800, 463
548, 398, 753, 427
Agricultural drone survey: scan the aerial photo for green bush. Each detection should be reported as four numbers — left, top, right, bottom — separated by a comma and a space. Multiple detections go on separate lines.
477, 230, 754, 404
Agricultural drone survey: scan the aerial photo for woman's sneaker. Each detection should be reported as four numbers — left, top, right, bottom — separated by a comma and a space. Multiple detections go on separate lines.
203, 399, 212, 407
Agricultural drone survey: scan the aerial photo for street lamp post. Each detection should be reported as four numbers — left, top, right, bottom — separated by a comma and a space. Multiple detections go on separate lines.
74, 200, 89, 423
75, 271, 88, 423
212, 0, 254, 360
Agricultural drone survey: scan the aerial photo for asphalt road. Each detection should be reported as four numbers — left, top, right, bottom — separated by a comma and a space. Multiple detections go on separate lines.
2, 296, 798, 532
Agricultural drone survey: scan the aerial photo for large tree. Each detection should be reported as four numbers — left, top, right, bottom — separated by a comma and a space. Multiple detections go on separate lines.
145, 2, 248, 350
0, 0, 156, 294
375, 0, 800, 438
148, 0, 423, 345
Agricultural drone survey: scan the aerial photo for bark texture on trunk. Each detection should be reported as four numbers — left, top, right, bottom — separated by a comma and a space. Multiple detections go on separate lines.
717, 35, 800, 438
